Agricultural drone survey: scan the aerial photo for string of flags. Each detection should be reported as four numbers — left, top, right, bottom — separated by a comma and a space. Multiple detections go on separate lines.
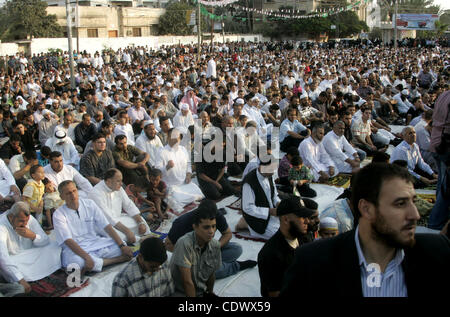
196, 0, 370, 20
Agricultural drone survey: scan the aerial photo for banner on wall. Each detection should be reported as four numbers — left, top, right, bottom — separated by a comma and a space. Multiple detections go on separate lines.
394, 14, 439, 30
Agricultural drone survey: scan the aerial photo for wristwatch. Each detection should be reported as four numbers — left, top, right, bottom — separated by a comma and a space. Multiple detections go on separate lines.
119, 242, 127, 248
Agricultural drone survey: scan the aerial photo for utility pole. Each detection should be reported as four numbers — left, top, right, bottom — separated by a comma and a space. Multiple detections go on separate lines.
394, 0, 398, 50
65, 0, 75, 89
197, 0, 201, 62
76, 0, 80, 54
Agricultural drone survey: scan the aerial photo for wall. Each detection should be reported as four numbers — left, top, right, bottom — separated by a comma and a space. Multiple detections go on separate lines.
0, 34, 265, 56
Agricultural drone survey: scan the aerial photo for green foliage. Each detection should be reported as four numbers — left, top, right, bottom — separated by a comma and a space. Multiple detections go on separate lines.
158, 1, 195, 35
261, 10, 368, 40
0, 0, 63, 41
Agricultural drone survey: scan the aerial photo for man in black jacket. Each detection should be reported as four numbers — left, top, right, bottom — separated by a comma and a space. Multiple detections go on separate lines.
281, 163, 450, 297
258, 196, 314, 297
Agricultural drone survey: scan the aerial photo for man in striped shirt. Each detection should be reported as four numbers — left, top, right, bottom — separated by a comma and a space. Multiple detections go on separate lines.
112, 237, 174, 297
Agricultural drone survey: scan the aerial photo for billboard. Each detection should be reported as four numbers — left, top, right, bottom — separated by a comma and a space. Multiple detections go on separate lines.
395, 14, 439, 30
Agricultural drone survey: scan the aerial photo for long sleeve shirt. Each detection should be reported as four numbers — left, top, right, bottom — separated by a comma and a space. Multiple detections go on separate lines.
127, 107, 150, 124
88, 180, 140, 227
155, 144, 192, 186
0, 212, 49, 282
299, 136, 336, 175
390, 141, 434, 179
135, 133, 163, 168
44, 164, 93, 194
45, 138, 80, 167
322, 130, 357, 162
0, 158, 16, 197
279, 118, 307, 143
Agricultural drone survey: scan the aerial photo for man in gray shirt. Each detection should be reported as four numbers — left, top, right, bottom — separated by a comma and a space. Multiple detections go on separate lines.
170, 204, 221, 297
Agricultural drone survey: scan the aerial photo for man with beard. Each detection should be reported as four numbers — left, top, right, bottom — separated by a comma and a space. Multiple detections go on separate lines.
257, 196, 314, 297
281, 163, 450, 297
135, 120, 163, 169
300, 198, 320, 243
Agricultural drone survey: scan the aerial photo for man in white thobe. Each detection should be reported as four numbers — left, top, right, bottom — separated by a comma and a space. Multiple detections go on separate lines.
53, 180, 133, 274
44, 151, 93, 198
0, 202, 61, 293
135, 120, 163, 169
299, 124, 338, 182
45, 130, 80, 169
206, 56, 217, 79
173, 103, 195, 135
155, 128, 204, 209
0, 159, 20, 203
322, 121, 360, 174
88, 169, 150, 244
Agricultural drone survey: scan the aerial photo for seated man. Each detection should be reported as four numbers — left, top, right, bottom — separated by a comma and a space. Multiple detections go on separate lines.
258, 196, 314, 297
0, 159, 20, 204
154, 128, 204, 208
299, 123, 338, 183
114, 111, 135, 146
74, 113, 97, 150
279, 107, 309, 152
0, 134, 24, 165
351, 106, 385, 156
53, 180, 134, 275
80, 133, 116, 186
112, 237, 175, 297
390, 126, 438, 188
9, 150, 39, 192
44, 151, 93, 198
88, 169, 150, 244
196, 139, 239, 200
169, 204, 221, 297
38, 109, 58, 147
0, 202, 62, 293
322, 121, 360, 174
165, 200, 255, 280
135, 120, 164, 169
45, 130, 80, 169
240, 156, 281, 240
112, 135, 150, 186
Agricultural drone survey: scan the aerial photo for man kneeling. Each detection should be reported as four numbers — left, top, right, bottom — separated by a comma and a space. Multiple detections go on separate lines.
53, 180, 134, 275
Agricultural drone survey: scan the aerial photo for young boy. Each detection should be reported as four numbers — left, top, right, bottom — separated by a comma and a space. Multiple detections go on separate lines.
147, 168, 168, 220
288, 155, 317, 198
22, 164, 45, 223
37, 146, 52, 167
42, 178, 64, 230
318, 217, 339, 239
125, 177, 157, 222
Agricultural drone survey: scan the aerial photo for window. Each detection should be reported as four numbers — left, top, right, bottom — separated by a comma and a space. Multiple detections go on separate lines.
132, 28, 142, 37
87, 29, 98, 38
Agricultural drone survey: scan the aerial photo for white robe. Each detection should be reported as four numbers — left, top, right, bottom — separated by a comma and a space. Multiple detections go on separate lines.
0, 212, 61, 282
88, 181, 150, 242
322, 131, 357, 174
299, 136, 338, 181
45, 137, 80, 168
155, 144, 204, 207
0, 159, 17, 197
53, 199, 121, 272
44, 164, 93, 198
135, 133, 163, 168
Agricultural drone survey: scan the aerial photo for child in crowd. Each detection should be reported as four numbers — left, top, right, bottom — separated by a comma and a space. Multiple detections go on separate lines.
37, 145, 52, 167
277, 146, 299, 188
125, 177, 157, 223
22, 164, 45, 223
288, 155, 317, 198
147, 168, 168, 220
42, 178, 64, 230
318, 217, 339, 239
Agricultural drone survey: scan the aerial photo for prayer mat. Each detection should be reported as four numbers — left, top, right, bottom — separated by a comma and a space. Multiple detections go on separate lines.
167, 201, 199, 217
233, 231, 267, 243
319, 174, 352, 188
227, 198, 242, 211
416, 194, 436, 227
22, 270, 89, 297
421, 184, 437, 191
131, 231, 169, 257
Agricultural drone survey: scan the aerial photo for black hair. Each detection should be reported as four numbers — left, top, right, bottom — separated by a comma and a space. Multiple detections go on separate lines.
193, 199, 218, 225
114, 134, 127, 143
23, 150, 37, 160
29, 164, 42, 176
149, 168, 162, 178
286, 146, 299, 157
372, 152, 390, 163
104, 168, 119, 180
92, 133, 106, 142
40, 146, 52, 157
351, 163, 414, 223
290, 155, 303, 166
49, 151, 62, 160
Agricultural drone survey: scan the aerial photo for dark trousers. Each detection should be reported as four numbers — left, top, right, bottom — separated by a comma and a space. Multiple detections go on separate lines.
413, 166, 434, 189
279, 180, 317, 198
119, 154, 148, 185
227, 161, 248, 177
198, 177, 237, 200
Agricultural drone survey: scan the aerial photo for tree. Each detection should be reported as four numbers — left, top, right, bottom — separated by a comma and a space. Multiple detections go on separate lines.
0, 0, 63, 41
157, 1, 195, 35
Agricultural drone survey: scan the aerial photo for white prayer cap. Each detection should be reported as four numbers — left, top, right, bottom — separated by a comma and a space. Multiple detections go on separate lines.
55, 130, 66, 139
320, 217, 339, 230
42, 109, 51, 115
401, 89, 409, 96
45, 98, 53, 105
180, 103, 189, 111
165, 82, 172, 87
300, 94, 308, 100
144, 120, 154, 127
235, 98, 244, 105
250, 96, 259, 102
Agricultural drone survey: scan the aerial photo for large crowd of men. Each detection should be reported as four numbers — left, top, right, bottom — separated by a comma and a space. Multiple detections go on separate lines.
0, 39, 449, 297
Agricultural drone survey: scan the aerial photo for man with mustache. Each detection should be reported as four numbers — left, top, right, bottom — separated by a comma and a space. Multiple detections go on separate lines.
281, 163, 450, 297
257, 196, 314, 297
